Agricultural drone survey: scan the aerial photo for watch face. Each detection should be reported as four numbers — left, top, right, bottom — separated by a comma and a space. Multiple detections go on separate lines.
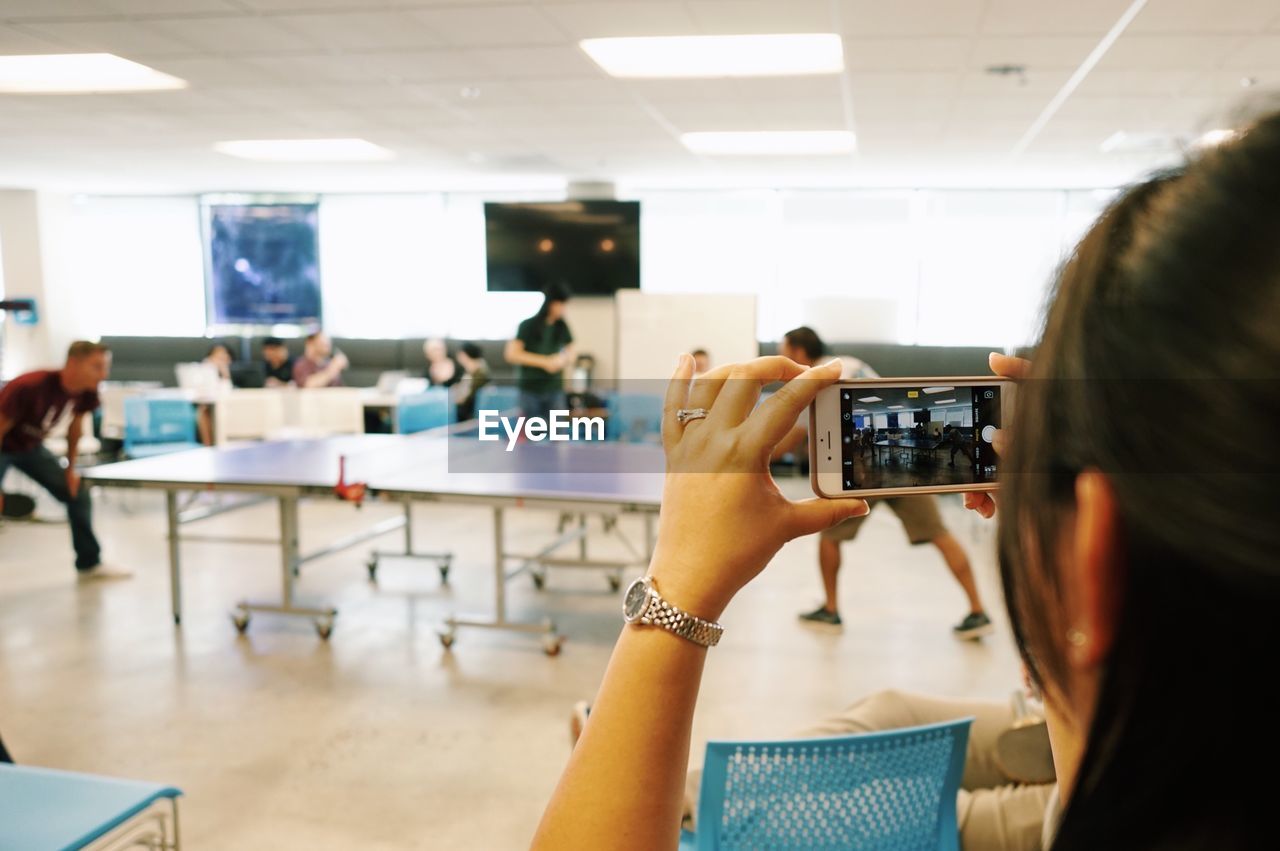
622, 579, 649, 621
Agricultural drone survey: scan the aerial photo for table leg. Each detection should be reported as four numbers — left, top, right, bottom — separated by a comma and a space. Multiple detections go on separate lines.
165, 491, 182, 626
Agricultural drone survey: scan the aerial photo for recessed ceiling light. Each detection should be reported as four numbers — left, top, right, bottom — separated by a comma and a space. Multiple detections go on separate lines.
213, 138, 395, 162
681, 131, 855, 156
1194, 128, 1237, 149
921, 386, 955, 395
0, 53, 187, 94
857, 396, 882, 403
580, 34, 844, 79
932, 399, 958, 405
852, 409, 868, 414
887, 405, 905, 410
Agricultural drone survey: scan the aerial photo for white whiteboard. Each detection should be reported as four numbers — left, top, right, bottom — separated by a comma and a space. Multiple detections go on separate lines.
616, 291, 758, 380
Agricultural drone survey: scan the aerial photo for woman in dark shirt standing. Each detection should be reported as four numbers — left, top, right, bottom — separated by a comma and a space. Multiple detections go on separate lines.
504, 284, 574, 421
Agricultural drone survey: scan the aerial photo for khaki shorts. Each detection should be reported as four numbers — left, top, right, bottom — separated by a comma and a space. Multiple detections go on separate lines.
820, 496, 946, 546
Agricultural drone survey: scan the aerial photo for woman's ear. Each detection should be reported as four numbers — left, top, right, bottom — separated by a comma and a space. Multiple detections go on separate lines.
1066, 470, 1124, 670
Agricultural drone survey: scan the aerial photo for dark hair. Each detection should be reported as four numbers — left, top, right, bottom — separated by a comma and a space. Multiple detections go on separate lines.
263, 336, 286, 349
460, 342, 483, 359
206, 342, 232, 359
66, 340, 110, 360
782, 326, 825, 361
1001, 113, 1280, 849
305, 331, 325, 344
536, 283, 571, 320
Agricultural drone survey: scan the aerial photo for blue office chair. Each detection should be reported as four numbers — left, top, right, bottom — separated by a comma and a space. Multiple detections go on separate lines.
123, 397, 201, 459
681, 718, 972, 851
0, 764, 182, 850
605, 393, 664, 443
474, 385, 520, 417
396, 388, 452, 434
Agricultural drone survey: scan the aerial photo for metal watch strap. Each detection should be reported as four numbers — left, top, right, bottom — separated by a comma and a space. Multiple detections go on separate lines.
642, 591, 723, 648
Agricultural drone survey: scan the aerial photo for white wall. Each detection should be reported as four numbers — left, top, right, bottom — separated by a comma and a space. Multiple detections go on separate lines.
18, 186, 1113, 366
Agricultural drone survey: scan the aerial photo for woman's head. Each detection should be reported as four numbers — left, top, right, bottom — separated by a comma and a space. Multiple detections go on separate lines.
205, 342, 233, 366
1001, 112, 1280, 846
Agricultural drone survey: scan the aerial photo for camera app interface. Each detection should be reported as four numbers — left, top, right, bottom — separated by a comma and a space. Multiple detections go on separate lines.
839, 385, 1000, 491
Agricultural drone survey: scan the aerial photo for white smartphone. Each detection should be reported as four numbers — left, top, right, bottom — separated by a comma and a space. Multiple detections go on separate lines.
810, 377, 1015, 499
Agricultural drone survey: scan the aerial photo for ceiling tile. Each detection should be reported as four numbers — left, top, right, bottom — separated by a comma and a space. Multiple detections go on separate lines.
540, 2, 697, 39
0, 22, 68, 51
1221, 35, 1280, 69
410, 6, 564, 47
970, 36, 1098, 69
980, 0, 1134, 36
470, 45, 600, 78
842, 37, 973, 71
1128, 0, 1280, 35
838, 0, 984, 37
15, 19, 201, 55
147, 14, 319, 53
1097, 35, 1244, 70
271, 12, 444, 51
685, 0, 833, 34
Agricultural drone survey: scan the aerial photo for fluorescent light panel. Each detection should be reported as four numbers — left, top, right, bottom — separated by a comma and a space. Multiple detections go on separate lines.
213, 138, 394, 162
0, 53, 186, 93
681, 130, 855, 156
932, 399, 958, 405
857, 396, 882, 403
921, 386, 954, 395
887, 405, 905, 410
580, 34, 844, 79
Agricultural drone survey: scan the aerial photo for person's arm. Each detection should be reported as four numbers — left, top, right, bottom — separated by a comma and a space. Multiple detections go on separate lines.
65, 414, 84, 497
531, 355, 866, 851
503, 339, 562, 373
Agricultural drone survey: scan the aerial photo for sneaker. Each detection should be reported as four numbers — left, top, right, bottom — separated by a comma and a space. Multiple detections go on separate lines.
798, 606, 843, 632
77, 563, 134, 582
953, 611, 993, 640
569, 700, 591, 747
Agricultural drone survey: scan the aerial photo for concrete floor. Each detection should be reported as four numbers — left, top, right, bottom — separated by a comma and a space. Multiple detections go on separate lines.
0, 479, 1018, 849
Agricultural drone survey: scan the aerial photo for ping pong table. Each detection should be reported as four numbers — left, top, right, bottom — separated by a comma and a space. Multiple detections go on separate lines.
82, 433, 664, 654
872, 437, 947, 467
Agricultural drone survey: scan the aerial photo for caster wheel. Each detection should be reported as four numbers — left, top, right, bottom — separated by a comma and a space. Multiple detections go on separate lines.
438, 632, 455, 649
315, 620, 334, 640
438, 559, 451, 584
366, 559, 378, 582
231, 612, 250, 634
543, 637, 563, 657
531, 572, 546, 590
607, 574, 622, 592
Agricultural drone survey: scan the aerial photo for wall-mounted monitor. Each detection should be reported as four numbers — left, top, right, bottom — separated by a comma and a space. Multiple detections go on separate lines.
484, 201, 640, 295
202, 196, 322, 330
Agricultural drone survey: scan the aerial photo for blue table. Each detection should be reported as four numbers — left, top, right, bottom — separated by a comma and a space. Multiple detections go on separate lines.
0, 764, 181, 851
83, 433, 664, 653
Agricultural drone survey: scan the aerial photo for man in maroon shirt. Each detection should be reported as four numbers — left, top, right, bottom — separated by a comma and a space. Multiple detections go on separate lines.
292, 331, 348, 388
0, 341, 129, 580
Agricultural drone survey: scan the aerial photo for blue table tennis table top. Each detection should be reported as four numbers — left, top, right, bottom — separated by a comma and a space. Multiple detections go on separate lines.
83, 434, 666, 508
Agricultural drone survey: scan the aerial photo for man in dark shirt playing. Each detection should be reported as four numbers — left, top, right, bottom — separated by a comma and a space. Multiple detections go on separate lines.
262, 336, 294, 386
0, 341, 129, 580
505, 284, 575, 421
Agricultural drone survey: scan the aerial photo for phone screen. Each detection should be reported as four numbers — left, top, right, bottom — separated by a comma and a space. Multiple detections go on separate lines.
837, 383, 1002, 492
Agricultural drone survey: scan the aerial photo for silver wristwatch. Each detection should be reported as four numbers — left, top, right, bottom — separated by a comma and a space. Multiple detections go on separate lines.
622, 576, 723, 648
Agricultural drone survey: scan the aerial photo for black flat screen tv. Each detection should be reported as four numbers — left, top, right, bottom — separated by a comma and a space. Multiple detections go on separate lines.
485, 201, 640, 295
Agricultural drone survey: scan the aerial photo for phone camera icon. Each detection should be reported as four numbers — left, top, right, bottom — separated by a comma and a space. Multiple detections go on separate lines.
843, 412, 851, 420
984, 390, 994, 399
